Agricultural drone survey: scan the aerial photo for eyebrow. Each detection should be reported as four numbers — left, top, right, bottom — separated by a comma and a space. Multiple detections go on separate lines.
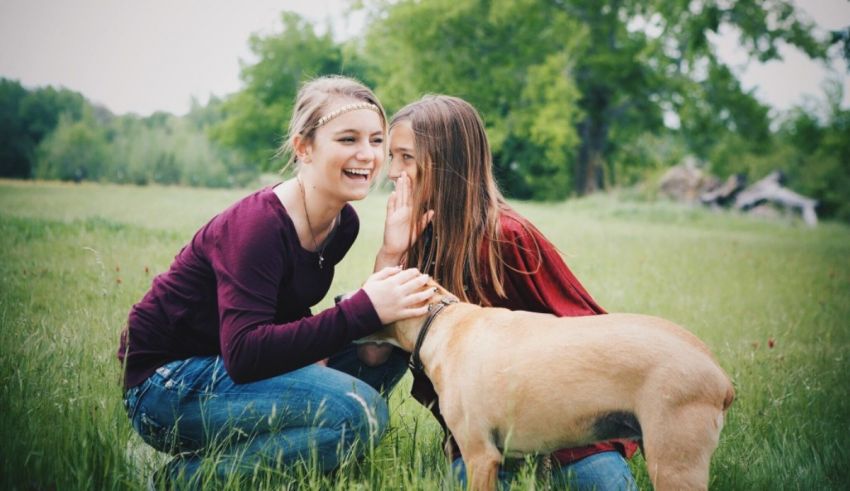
332, 128, 384, 136
391, 145, 414, 152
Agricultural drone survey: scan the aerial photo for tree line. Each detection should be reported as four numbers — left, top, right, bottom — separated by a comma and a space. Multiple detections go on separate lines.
0, 79, 255, 188
2, 1, 848, 220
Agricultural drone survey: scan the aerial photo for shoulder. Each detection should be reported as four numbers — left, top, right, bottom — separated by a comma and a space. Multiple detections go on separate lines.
338, 203, 360, 237
218, 186, 283, 223
491, 207, 562, 268
497, 208, 531, 238
211, 186, 293, 252
495, 207, 550, 250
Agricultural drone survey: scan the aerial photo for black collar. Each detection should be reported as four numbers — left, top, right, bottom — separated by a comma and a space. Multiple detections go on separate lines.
409, 297, 458, 375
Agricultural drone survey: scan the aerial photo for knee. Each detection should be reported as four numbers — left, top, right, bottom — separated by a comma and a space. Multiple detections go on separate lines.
329, 380, 389, 444
556, 451, 636, 491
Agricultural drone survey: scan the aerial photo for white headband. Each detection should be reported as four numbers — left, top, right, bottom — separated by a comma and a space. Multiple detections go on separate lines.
315, 102, 381, 128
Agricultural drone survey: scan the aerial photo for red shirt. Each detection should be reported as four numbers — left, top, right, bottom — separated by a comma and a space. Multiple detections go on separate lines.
411, 207, 638, 464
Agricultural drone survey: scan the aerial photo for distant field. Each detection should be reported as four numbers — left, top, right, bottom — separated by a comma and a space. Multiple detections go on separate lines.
1, 178, 848, 489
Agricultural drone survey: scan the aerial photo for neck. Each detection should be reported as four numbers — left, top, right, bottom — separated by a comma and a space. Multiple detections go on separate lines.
296, 176, 341, 230
405, 297, 462, 374
275, 178, 341, 250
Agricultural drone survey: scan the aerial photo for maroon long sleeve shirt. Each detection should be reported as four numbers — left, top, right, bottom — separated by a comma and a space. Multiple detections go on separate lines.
118, 186, 381, 390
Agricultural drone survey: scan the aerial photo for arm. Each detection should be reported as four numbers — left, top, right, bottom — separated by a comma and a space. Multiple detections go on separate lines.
364, 173, 434, 365
212, 208, 383, 382
214, 206, 433, 383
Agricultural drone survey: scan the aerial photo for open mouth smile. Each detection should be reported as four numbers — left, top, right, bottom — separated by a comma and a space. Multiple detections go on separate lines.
343, 168, 371, 181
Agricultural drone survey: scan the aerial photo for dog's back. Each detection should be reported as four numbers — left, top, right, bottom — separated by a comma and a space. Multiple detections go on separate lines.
434, 308, 733, 489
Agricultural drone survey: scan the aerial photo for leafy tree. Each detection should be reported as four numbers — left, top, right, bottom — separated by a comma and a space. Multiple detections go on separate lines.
364, 0, 583, 198
34, 113, 109, 182
105, 113, 252, 188
0, 78, 30, 177
211, 12, 372, 171
778, 80, 850, 221
0, 79, 88, 178
362, 0, 831, 198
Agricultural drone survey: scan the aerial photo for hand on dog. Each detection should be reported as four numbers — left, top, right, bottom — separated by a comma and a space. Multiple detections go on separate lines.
376, 172, 434, 269
362, 266, 436, 325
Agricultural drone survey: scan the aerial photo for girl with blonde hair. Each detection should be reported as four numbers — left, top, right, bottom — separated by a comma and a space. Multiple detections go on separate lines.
119, 76, 429, 486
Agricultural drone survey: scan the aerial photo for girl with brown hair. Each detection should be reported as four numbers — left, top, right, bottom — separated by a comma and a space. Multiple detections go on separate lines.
371, 95, 639, 489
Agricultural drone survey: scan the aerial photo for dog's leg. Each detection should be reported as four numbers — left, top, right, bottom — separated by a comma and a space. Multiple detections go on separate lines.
642, 403, 724, 491
457, 439, 502, 491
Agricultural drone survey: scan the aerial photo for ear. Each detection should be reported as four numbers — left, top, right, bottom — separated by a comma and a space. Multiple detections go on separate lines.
292, 134, 313, 163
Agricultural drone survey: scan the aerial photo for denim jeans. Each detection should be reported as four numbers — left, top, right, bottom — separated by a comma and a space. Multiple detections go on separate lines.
123, 343, 408, 484
451, 450, 637, 490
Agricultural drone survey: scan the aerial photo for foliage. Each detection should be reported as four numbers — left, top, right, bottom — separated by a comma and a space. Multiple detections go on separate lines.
361, 0, 833, 199
363, 0, 585, 199
2, 5, 846, 216
698, 79, 850, 223
777, 81, 850, 221
34, 112, 109, 181
104, 113, 254, 188
1, 77, 254, 188
0, 78, 88, 178
211, 12, 373, 171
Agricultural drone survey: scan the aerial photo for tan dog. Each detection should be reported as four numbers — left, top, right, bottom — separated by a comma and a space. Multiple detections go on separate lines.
359, 283, 735, 491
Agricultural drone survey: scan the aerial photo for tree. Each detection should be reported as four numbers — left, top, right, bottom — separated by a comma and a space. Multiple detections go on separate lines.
34, 113, 109, 182
0, 79, 88, 178
362, 0, 831, 198
211, 12, 372, 171
0, 79, 30, 177
778, 80, 850, 221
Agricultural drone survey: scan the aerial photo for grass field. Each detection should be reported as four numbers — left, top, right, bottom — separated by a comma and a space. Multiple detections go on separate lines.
1, 178, 848, 490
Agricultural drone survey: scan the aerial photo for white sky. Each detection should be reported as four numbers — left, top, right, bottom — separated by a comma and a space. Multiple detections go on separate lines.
0, 0, 848, 117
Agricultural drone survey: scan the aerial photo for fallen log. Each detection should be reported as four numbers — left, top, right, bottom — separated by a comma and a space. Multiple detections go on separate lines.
734, 171, 818, 226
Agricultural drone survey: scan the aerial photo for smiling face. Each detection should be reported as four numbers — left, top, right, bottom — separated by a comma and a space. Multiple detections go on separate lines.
388, 120, 420, 187
297, 99, 386, 204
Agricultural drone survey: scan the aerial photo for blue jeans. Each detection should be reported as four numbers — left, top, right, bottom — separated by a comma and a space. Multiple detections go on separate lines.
451, 451, 637, 490
123, 344, 408, 484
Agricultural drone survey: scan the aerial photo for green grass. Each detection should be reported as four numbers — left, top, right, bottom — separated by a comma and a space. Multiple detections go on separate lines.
1, 178, 848, 490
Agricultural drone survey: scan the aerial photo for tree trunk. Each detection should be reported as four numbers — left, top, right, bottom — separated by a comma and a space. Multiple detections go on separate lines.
575, 115, 608, 195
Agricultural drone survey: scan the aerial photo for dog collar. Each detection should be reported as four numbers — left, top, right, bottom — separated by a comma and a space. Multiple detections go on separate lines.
409, 297, 458, 375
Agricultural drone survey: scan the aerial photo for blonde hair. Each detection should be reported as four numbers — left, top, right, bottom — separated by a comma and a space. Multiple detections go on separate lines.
391, 95, 510, 304
278, 75, 387, 172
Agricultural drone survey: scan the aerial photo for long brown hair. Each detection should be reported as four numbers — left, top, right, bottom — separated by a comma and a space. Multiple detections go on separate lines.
391, 95, 511, 304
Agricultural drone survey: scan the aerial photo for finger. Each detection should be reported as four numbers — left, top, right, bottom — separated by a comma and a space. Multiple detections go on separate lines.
386, 190, 397, 214
391, 268, 423, 285
409, 287, 438, 304
399, 273, 432, 294
398, 171, 409, 207
402, 305, 431, 318
371, 265, 402, 281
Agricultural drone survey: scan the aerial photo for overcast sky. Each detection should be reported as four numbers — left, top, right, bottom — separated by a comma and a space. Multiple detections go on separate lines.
1, 0, 848, 117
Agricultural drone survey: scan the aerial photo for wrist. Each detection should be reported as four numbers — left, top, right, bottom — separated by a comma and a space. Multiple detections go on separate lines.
375, 247, 404, 271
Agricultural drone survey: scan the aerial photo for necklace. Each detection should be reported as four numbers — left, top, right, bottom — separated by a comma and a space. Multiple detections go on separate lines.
297, 176, 333, 269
